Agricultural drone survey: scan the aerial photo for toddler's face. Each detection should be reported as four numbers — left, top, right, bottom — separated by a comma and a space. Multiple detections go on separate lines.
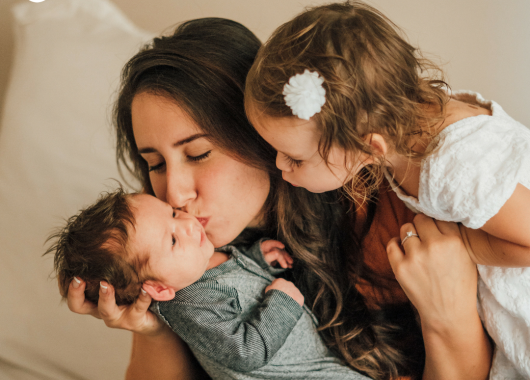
251, 115, 366, 193
128, 194, 215, 292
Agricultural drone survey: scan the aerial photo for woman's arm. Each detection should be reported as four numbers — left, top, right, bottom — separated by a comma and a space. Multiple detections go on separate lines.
127, 328, 209, 380
65, 278, 209, 380
387, 214, 492, 380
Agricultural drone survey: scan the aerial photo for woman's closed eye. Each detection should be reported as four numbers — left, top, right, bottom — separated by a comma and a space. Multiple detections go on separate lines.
148, 162, 165, 173
188, 150, 212, 162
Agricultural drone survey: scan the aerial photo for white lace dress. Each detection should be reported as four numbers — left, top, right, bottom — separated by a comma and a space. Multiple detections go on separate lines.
385, 90, 530, 380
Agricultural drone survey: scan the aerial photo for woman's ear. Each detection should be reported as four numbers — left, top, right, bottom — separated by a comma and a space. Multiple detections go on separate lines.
142, 280, 176, 301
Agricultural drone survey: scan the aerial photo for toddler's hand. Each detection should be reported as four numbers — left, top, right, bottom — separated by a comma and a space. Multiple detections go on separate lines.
261, 239, 293, 269
265, 278, 304, 306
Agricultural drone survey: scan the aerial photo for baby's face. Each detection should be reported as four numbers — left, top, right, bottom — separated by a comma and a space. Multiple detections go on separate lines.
128, 194, 215, 292
250, 114, 365, 193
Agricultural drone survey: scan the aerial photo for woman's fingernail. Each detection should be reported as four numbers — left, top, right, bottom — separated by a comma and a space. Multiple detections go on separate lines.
73, 277, 81, 288
141, 288, 147, 296
100, 282, 108, 294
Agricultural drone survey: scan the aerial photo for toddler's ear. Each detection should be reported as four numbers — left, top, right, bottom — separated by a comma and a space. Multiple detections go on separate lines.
142, 280, 176, 301
364, 133, 389, 157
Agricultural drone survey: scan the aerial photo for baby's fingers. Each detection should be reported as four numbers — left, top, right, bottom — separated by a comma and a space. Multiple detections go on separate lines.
66, 277, 100, 318
261, 239, 285, 252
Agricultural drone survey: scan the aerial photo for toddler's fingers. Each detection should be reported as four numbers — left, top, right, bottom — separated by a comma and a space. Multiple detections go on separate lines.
66, 277, 100, 318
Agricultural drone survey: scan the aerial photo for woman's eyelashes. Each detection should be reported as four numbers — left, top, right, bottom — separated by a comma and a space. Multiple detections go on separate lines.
147, 150, 212, 173
187, 150, 212, 162
148, 162, 165, 173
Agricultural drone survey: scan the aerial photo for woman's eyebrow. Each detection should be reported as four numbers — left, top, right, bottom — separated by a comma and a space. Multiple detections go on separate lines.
138, 133, 208, 154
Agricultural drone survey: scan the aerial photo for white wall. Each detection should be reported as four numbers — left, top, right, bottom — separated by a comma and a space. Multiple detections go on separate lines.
1, 0, 528, 125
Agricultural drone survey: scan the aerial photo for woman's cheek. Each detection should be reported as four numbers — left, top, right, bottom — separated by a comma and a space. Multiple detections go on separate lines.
149, 173, 167, 201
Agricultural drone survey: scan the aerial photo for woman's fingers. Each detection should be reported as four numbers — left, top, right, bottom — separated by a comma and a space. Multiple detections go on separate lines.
97, 281, 122, 326
433, 218, 461, 237
399, 222, 422, 252
66, 278, 101, 318
410, 213, 440, 241
386, 236, 405, 270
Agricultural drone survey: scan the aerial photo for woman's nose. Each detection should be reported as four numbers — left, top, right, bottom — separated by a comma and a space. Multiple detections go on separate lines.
165, 167, 196, 210
276, 152, 292, 173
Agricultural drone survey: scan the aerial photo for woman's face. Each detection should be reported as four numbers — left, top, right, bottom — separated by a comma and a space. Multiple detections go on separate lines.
131, 92, 270, 247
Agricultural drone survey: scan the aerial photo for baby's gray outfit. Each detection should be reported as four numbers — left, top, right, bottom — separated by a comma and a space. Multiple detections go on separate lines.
151, 240, 369, 379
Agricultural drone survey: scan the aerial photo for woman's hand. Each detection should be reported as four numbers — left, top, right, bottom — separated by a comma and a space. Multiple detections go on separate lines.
387, 214, 492, 380
65, 278, 165, 336
386, 214, 478, 330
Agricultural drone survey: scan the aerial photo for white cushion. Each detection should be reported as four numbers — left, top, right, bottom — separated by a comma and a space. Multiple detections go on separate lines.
0, 0, 152, 378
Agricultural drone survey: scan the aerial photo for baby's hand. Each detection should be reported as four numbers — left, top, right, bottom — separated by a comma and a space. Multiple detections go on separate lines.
265, 278, 304, 306
261, 239, 293, 269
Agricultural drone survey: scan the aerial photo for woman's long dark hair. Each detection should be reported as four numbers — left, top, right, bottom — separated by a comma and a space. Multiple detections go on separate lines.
114, 17, 422, 380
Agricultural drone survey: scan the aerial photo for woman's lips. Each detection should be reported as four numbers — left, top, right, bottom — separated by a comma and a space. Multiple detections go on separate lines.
196, 217, 209, 228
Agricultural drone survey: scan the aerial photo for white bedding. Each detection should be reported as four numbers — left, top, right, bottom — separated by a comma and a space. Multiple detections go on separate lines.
0, 0, 152, 378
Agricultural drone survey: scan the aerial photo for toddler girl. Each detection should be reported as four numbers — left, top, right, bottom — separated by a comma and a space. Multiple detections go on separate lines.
47, 188, 369, 380
245, 1, 530, 378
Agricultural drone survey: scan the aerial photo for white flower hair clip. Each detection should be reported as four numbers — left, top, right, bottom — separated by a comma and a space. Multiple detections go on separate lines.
283, 69, 326, 120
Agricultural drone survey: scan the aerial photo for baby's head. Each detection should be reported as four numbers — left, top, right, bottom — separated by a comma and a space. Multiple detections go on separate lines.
48, 188, 214, 305
245, 1, 447, 201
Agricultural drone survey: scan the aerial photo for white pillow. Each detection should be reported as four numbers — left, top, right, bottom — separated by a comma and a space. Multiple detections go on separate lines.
0, 0, 153, 379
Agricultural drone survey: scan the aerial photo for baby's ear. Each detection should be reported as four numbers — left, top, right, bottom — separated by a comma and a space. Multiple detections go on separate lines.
142, 280, 176, 301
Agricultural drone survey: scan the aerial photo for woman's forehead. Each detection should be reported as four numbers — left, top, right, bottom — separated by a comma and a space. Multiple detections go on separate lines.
131, 92, 204, 145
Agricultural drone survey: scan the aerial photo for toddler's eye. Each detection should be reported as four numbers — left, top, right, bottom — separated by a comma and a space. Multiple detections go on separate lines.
172, 210, 176, 218
284, 155, 303, 168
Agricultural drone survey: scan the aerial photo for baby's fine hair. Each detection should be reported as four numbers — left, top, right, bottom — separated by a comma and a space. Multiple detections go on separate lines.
45, 188, 152, 306
246, 0, 448, 201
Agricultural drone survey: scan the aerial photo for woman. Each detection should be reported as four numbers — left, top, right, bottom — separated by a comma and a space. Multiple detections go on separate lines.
65, 18, 491, 380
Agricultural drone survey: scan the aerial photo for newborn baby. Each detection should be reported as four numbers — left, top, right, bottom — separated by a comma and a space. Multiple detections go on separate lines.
48, 188, 368, 380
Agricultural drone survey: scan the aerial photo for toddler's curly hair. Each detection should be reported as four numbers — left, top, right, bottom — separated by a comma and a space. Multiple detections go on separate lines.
246, 0, 449, 205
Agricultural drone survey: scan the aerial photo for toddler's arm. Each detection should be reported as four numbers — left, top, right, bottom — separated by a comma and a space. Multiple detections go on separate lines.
468, 184, 530, 267
153, 281, 304, 373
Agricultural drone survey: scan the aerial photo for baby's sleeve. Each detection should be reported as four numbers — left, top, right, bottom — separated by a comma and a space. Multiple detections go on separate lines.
420, 118, 530, 229
152, 281, 303, 372
240, 238, 287, 277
